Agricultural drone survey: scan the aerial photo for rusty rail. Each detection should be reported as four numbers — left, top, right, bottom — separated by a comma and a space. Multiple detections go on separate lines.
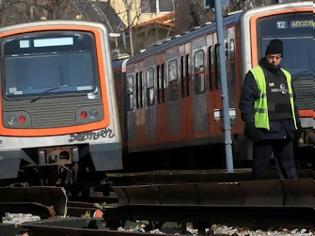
113, 178, 315, 207
0, 186, 67, 218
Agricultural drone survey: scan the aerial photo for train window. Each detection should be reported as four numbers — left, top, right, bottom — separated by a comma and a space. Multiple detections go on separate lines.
185, 54, 190, 97
225, 41, 229, 57
157, 65, 161, 103
127, 75, 135, 111
146, 68, 155, 106
228, 38, 235, 82
227, 27, 236, 107
168, 59, 178, 82
257, 12, 313, 76
139, 71, 143, 108
135, 73, 139, 109
161, 63, 165, 103
180, 56, 185, 98
214, 44, 220, 90
168, 59, 178, 101
208, 46, 213, 91
193, 49, 205, 94
229, 39, 235, 61
3, 31, 98, 98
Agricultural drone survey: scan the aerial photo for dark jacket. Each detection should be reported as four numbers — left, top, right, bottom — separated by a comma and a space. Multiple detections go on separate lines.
239, 58, 301, 141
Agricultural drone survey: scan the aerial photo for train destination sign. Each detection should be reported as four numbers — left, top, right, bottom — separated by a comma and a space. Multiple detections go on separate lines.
276, 20, 313, 29
290, 20, 313, 28
258, 13, 312, 37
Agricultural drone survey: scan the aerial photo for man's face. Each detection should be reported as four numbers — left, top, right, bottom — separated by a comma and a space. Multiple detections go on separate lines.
266, 54, 282, 67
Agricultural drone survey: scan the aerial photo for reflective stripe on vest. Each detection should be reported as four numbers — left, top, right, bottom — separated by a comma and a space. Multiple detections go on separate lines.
250, 65, 297, 130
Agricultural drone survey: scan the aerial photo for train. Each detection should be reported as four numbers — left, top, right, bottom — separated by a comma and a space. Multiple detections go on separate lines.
113, 1, 314, 171
0, 21, 122, 193
0, 2, 313, 193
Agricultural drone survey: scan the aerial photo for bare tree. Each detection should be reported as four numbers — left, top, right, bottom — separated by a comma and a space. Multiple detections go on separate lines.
117, 0, 143, 56
0, 0, 72, 27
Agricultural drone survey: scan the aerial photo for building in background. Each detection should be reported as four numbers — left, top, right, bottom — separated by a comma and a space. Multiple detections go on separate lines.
174, 0, 308, 34
0, 0, 308, 56
109, 0, 175, 56
0, 0, 175, 56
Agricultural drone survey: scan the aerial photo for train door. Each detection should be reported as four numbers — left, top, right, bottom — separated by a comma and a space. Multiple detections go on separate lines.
206, 33, 216, 136
191, 37, 209, 139
134, 62, 145, 147
225, 26, 238, 133
143, 56, 157, 146
155, 53, 167, 143
230, 24, 243, 135
214, 26, 238, 134
126, 64, 137, 149
212, 29, 236, 137
179, 43, 192, 141
166, 46, 181, 141
210, 27, 239, 135
212, 32, 223, 136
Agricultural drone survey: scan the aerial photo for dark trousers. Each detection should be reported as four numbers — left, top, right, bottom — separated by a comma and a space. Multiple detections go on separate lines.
253, 139, 298, 179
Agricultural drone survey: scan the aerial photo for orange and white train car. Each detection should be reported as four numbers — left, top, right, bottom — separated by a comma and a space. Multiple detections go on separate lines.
0, 21, 122, 184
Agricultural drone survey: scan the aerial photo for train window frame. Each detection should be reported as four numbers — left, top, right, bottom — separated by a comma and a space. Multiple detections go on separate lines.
185, 54, 190, 97
168, 59, 178, 82
180, 56, 185, 98
256, 12, 313, 76
226, 26, 236, 107
208, 46, 213, 91
156, 63, 165, 104
214, 43, 220, 90
135, 72, 139, 109
156, 64, 161, 103
127, 74, 135, 111
161, 63, 165, 103
193, 49, 205, 95
146, 67, 155, 107
1, 31, 100, 100
139, 71, 143, 108
168, 58, 179, 102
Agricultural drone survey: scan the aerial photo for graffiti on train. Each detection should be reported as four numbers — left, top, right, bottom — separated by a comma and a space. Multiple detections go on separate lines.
69, 128, 115, 142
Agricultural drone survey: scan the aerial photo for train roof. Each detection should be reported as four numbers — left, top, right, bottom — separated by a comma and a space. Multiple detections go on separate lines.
126, 1, 312, 66
127, 11, 242, 65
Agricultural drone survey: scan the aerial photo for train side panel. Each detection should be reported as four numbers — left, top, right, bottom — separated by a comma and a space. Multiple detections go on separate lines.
123, 2, 314, 170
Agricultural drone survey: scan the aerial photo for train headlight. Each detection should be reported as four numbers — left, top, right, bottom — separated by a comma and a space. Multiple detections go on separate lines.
8, 115, 17, 126
89, 109, 99, 120
4, 111, 31, 128
18, 115, 26, 124
80, 111, 88, 119
76, 106, 103, 124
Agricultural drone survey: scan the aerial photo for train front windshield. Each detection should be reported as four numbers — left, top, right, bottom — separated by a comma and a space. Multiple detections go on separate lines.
2, 31, 98, 98
257, 12, 313, 77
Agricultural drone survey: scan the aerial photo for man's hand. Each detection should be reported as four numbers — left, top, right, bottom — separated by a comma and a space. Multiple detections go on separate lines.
294, 123, 302, 140
245, 122, 256, 140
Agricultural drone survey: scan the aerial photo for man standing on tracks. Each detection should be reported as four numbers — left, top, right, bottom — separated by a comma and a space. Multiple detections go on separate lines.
239, 39, 301, 179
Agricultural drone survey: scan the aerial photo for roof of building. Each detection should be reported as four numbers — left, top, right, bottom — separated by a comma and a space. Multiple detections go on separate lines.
75, 1, 125, 32
133, 12, 175, 28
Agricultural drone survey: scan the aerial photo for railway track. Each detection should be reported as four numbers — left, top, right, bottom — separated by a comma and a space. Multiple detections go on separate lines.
0, 170, 314, 235
11, 203, 315, 235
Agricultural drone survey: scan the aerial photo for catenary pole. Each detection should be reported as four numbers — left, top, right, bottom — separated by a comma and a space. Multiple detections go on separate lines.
214, 0, 234, 173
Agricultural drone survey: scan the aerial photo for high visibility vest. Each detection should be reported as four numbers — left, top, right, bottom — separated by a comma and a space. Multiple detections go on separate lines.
250, 65, 297, 130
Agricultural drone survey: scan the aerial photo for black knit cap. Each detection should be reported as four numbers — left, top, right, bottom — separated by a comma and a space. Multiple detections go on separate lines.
265, 39, 283, 56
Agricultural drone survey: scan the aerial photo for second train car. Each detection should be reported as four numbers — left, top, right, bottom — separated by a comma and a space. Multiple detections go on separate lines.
114, 1, 314, 171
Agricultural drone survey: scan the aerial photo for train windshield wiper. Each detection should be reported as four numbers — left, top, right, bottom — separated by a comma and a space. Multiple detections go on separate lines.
30, 84, 68, 103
